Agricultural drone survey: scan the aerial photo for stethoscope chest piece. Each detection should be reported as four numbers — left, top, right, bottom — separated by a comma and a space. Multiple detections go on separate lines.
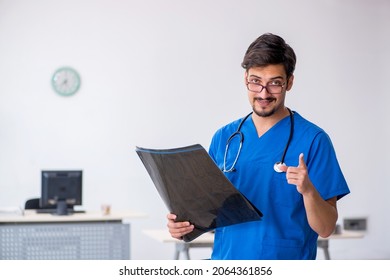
273, 162, 286, 173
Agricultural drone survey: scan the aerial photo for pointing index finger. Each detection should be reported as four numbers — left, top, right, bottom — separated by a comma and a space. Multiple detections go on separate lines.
298, 153, 306, 167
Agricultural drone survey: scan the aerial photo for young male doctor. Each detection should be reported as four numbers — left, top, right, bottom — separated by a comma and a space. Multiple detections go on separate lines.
167, 33, 350, 260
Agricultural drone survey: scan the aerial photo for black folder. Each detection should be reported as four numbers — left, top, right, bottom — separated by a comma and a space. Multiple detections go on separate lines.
136, 144, 263, 242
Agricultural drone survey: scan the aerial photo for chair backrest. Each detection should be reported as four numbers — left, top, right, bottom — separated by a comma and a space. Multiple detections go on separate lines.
24, 198, 40, 209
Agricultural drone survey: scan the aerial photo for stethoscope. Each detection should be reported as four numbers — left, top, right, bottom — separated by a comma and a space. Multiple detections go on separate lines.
222, 108, 294, 173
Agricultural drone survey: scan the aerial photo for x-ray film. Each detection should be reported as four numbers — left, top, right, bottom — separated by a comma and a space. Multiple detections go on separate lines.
136, 144, 263, 242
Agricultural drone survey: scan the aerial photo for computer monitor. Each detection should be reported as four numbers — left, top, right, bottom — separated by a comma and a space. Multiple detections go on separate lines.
40, 170, 82, 215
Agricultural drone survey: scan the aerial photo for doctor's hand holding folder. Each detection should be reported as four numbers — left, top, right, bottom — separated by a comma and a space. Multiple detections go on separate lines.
136, 144, 263, 242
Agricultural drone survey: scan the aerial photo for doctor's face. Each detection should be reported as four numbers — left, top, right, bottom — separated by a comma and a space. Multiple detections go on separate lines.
245, 64, 293, 118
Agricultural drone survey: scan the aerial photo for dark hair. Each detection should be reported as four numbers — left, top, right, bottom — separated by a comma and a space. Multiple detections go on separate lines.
241, 33, 296, 78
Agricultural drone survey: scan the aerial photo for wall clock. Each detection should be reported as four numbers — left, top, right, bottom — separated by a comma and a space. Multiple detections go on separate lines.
51, 67, 81, 96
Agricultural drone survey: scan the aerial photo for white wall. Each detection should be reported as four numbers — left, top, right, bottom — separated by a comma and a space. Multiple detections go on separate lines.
0, 0, 389, 260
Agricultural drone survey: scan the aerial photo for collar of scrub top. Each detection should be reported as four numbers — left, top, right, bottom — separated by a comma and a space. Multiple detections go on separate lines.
222, 108, 294, 173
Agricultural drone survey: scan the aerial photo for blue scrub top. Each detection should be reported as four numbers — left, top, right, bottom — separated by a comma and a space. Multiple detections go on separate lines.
209, 111, 350, 260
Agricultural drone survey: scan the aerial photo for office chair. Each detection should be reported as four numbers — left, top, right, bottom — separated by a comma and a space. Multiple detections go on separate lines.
24, 198, 57, 212
24, 198, 41, 209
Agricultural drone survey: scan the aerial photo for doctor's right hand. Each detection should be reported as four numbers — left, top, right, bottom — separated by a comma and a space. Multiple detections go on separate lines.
167, 213, 194, 240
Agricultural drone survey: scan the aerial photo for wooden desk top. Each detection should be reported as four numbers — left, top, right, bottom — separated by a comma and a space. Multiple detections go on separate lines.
144, 229, 213, 244
318, 230, 365, 240
0, 209, 147, 223
143, 229, 364, 244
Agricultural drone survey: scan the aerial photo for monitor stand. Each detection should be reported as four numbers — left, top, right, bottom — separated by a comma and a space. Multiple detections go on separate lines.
54, 200, 71, 216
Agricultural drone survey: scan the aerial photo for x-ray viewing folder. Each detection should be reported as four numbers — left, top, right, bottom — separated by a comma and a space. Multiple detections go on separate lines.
136, 144, 263, 242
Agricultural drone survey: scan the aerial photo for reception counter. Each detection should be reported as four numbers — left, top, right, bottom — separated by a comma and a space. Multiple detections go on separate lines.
0, 210, 146, 260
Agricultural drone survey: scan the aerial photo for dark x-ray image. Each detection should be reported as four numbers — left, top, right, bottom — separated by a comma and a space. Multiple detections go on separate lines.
136, 144, 263, 242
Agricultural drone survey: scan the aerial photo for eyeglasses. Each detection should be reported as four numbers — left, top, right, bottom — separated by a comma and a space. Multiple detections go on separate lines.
246, 81, 286, 94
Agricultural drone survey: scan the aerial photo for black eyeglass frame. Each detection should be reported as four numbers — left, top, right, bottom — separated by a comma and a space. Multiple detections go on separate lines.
246, 81, 286, 94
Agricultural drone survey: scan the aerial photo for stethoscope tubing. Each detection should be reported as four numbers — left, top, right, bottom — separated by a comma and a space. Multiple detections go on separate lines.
222, 108, 294, 173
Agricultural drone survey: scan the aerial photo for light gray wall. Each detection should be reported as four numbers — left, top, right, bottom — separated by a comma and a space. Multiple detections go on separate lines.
0, 0, 389, 259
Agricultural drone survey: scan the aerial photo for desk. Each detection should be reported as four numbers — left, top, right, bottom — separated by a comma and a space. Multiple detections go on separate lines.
0, 210, 146, 260
143, 229, 364, 260
317, 231, 364, 260
144, 229, 215, 260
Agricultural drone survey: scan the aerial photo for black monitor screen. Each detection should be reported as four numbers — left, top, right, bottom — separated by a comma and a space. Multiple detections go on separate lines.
41, 170, 82, 215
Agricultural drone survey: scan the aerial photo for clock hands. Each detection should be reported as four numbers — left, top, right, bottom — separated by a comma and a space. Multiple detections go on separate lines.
52, 67, 80, 96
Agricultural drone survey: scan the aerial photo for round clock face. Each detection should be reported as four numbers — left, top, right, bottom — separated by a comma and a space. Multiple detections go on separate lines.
51, 67, 81, 96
